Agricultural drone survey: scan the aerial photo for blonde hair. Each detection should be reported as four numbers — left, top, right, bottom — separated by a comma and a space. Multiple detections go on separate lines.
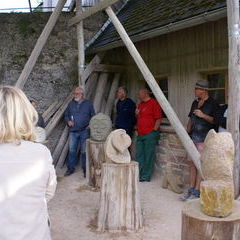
0, 86, 38, 143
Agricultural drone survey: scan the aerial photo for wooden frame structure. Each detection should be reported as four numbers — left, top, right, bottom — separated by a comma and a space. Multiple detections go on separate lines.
14, 0, 240, 191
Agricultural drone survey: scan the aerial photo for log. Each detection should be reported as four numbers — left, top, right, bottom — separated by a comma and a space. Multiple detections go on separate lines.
104, 73, 120, 116
42, 99, 64, 123
105, 7, 202, 176
15, 0, 67, 89
82, 52, 105, 84
86, 139, 106, 189
52, 125, 69, 166
97, 162, 143, 232
93, 73, 109, 113
226, 0, 240, 196
68, 0, 119, 26
182, 199, 240, 240
85, 72, 98, 100
76, 0, 85, 88
45, 93, 73, 138
56, 137, 69, 170
94, 64, 126, 73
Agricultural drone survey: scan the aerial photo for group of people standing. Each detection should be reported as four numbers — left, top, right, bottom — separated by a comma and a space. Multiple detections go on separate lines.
64, 86, 163, 183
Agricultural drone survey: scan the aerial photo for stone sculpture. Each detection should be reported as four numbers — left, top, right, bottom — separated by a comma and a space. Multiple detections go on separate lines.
89, 113, 112, 142
200, 129, 235, 217
105, 129, 131, 164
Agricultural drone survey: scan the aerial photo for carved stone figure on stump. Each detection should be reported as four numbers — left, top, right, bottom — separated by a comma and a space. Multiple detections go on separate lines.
89, 113, 112, 142
97, 129, 143, 232
181, 130, 240, 240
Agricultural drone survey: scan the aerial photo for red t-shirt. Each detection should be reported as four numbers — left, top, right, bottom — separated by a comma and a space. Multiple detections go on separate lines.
137, 98, 162, 136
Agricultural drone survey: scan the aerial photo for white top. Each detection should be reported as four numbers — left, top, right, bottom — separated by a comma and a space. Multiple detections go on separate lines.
0, 141, 57, 240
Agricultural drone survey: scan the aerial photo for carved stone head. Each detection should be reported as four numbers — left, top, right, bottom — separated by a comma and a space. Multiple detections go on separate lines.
89, 113, 112, 142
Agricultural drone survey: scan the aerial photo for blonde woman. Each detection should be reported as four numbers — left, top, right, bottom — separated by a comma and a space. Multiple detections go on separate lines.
0, 86, 57, 240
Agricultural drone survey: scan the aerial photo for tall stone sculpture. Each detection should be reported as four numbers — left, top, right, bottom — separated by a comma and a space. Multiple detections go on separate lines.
182, 130, 240, 240
86, 113, 112, 189
97, 129, 143, 232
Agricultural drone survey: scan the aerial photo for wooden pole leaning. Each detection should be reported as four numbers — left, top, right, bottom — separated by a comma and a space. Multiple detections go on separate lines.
105, 7, 202, 176
15, 0, 67, 89
68, 0, 119, 26
76, 0, 85, 88
226, 0, 240, 197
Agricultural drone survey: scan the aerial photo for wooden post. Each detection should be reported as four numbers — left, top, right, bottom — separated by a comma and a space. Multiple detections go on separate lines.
56, 137, 70, 170
68, 0, 119, 26
227, 0, 240, 196
93, 73, 109, 113
76, 0, 85, 88
182, 200, 240, 240
97, 162, 143, 232
105, 7, 202, 175
104, 73, 120, 116
15, 0, 67, 89
42, 99, 64, 122
85, 72, 99, 100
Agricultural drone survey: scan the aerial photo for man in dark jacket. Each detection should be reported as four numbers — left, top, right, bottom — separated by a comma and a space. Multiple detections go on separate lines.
64, 87, 95, 177
115, 87, 136, 137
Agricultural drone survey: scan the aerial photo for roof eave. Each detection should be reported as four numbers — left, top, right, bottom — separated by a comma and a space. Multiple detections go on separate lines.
87, 7, 227, 55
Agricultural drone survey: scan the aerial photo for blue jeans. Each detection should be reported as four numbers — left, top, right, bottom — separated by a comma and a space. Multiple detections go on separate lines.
67, 129, 89, 172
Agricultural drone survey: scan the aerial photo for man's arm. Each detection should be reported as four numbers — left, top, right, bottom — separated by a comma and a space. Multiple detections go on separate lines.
193, 109, 214, 124
64, 103, 74, 127
154, 119, 161, 131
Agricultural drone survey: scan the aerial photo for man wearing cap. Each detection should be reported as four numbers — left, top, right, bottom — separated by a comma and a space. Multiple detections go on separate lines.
180, 79, 218, 201
136, 88, 162, 182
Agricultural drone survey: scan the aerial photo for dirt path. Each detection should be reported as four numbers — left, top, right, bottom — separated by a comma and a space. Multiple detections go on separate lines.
49, 169, 184, 240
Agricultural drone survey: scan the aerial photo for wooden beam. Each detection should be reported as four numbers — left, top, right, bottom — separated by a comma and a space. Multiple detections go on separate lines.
15, 0, 67, 89
94, 64, 126, 73
93, 73, 109, 113
105, 7, 202, 176
68, 0, 119, 26
104, 73, 120, 115
42, 99, 64, 122
82, 52, 105, 83
227, 0, 240, 197
76, 0, 85, 88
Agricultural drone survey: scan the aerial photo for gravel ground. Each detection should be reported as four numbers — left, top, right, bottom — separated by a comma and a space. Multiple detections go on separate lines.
49, 168, 184, 240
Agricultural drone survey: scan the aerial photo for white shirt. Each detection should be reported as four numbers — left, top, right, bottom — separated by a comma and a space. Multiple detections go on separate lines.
0, 141, 57, 240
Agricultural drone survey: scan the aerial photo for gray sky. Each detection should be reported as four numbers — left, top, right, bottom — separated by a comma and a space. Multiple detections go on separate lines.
0, 0, 40, 12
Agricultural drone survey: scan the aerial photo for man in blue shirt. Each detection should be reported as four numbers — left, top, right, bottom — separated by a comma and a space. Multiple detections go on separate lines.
64, 87, 95, 177
115, 87, 136, 137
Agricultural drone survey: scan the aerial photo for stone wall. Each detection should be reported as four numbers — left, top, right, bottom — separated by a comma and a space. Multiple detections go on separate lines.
0, 12, 106, 151
155, 124, 190, 193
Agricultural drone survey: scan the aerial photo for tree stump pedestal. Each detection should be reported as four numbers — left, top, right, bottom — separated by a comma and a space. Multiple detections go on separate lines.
182, 199, 240, 240
97, 162, 143, 232
86, 139, 106, 189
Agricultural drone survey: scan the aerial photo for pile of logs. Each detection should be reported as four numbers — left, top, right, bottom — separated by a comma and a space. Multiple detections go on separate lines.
42, 54, 122, 171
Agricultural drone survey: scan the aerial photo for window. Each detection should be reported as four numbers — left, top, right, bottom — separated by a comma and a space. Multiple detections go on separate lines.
202, 71, 228, 104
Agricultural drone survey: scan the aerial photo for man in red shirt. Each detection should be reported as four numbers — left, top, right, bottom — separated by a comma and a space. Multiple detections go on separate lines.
136, 88, 162, 182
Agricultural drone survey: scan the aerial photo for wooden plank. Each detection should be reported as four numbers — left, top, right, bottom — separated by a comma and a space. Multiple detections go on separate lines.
42, 99, 64, 122
82, 52, 105, 83
68, 0, 119, 26
76, 0, 85, 88
52, 125, 69, 166
227, 0, 240, 197
56, 137, 69, 169
15, 0, 67, 89
93, 73, 109, 113
85, 72, 99, 99
104, 73, 120, 115
94, 64, 126, 73
105, 7, 202, 176
45, 93, 73, 138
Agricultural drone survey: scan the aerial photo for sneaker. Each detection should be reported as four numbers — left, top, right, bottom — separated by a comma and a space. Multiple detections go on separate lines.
179, 187, 195, 201
188, 189, 200, 200
64, 169, 74, 177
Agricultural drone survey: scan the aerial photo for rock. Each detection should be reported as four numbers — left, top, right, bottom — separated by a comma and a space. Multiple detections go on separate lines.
200, 180, 234, 217
105, 129, 131, 164
201, 129, 234, 181
89, 113, 112, 142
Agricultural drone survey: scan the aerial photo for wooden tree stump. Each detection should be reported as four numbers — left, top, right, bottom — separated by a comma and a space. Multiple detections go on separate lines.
182, 199, 240, 240
97, 162, 143, 232
86, 139, 106, 189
